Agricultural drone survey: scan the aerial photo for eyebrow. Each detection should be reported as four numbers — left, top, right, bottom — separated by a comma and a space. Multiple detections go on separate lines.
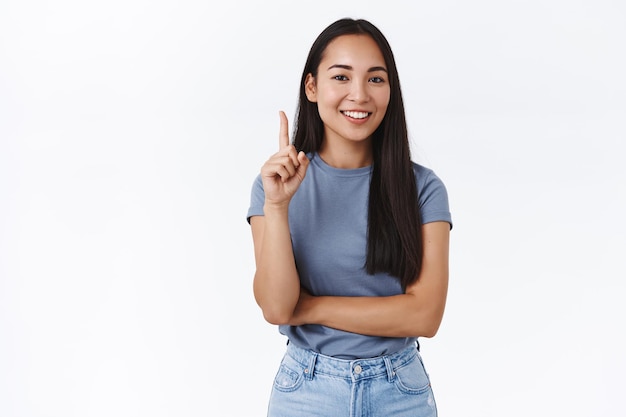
327, 64, 388, 73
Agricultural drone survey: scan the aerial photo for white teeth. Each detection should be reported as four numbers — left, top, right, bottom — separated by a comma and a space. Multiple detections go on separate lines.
343, 111, 369, 119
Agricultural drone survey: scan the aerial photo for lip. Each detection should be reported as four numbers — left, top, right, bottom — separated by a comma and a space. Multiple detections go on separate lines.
341, 110, 372, 124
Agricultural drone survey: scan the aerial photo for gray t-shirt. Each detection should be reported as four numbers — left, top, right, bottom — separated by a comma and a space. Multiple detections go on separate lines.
247, 153, 452, 359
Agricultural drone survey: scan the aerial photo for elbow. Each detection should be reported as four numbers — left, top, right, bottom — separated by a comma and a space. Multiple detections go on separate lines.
408, 310, 443, 338
261, 308, 293, 325
254, 294, 296, 325
256, 298, 294, 325
420, 323, 441, 338
253, 278, 297, 325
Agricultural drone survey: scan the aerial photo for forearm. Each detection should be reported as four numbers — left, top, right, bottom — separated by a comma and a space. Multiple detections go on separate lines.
252, 205, 300, 324
291, 221, 450, 338
296, 292, 446, 338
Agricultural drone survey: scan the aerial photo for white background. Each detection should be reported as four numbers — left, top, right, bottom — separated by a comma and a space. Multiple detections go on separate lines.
1, 1, 625, 416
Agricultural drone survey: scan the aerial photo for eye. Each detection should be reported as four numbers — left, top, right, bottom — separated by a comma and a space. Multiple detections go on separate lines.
369, 76, 385, 84
333, 75, 349, 81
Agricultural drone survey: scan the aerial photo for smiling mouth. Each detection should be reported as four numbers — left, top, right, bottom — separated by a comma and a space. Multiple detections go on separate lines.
341, 110, 370, 119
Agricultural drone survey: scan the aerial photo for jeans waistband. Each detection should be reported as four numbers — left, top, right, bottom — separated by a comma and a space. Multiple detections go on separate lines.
285, 342, 419, 382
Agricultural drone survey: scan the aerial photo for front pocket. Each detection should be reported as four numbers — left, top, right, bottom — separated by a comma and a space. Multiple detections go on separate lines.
273, 355, 306, 392
393, 355, 432, 395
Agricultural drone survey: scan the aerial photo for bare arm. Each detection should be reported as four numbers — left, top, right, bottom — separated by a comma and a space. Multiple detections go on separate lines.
251, 209, 300, 324
251, 111, 310, 325
289, 221, 450, 338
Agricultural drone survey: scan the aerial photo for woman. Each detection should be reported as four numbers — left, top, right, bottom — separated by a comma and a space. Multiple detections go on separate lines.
247, 17, 452, 417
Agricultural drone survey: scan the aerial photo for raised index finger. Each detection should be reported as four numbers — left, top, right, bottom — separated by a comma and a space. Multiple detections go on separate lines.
278, 110, 290, 150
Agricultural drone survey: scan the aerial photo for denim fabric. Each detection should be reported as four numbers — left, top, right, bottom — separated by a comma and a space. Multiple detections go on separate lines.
267, 342, 437, 417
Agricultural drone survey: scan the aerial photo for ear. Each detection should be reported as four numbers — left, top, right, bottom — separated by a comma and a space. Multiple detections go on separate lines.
304, 73, 317, 102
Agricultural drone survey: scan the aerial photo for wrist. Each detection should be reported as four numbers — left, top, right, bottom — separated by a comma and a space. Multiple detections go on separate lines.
263, 201, 289, 216
303, 295, 322, 325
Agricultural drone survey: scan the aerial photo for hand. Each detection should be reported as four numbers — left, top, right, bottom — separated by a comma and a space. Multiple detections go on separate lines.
260, 111, 310, 207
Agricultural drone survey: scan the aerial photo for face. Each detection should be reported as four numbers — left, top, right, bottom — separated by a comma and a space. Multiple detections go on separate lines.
305, 34, 390, 147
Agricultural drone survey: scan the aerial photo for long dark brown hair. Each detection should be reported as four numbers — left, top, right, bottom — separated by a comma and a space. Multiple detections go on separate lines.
293, 18, 423, 290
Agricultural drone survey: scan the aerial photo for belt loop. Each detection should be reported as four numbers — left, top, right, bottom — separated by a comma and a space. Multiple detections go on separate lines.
304, 351, 317, 380
384, 356, 395, 382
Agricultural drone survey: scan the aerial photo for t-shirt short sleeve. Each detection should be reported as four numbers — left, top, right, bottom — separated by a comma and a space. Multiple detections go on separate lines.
246, 174, 265, 224
414, 164, 453, 229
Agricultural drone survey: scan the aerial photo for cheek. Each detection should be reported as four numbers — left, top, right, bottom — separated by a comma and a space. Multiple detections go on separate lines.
377, 91, 391, 114
379, 89, 391, 105
317, 87, 343, 105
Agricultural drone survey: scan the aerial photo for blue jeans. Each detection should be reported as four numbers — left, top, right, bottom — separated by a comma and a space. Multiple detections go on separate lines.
267, 341, 437, 417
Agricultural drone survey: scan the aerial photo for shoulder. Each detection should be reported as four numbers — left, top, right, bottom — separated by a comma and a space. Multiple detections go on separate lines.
411, 162, 447, 193
411, 162, 453, 227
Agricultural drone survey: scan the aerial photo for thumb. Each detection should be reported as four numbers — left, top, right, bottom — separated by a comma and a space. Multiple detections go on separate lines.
296, 151, 310, 175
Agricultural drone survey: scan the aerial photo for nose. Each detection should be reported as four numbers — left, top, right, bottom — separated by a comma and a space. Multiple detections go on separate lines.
348, 79, 369, 103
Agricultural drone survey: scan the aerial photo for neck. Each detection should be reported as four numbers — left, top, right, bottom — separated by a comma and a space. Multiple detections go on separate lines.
318, 138, 373, 169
